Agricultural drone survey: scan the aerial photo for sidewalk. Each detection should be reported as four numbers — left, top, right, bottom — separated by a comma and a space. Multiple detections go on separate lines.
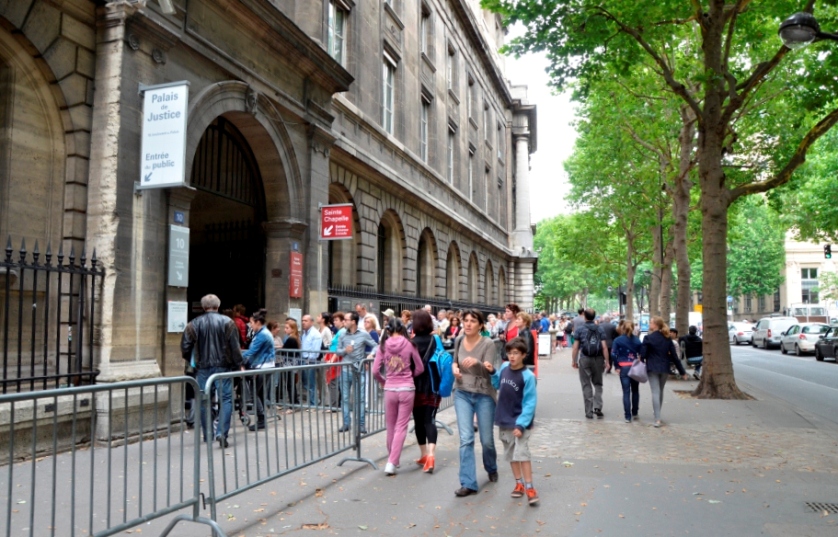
7, 349, 838, 536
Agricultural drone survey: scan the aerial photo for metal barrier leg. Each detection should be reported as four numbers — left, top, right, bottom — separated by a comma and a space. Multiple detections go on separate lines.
158, 513, 228, 537
337, 364, 376, 469
434, 419, 453, 435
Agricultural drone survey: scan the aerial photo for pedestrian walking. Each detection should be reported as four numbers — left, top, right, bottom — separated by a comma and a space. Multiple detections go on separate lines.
336, 312, 379, 434
611, 321, 642, 423
242, 310, 275, 431
181, 294, 245, 448
571, 308, 610, 419
514, 312, 536, 367
640, 317, 688, 427
300, 315, 322, 408
452, 309, 499, 497
600, 315, 618, 373
411, 309, 441, 474
373, 318, 424, 475
488, 337, 539, 505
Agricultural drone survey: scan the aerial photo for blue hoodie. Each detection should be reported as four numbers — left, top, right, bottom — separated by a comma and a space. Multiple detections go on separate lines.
491, 362, 537, 432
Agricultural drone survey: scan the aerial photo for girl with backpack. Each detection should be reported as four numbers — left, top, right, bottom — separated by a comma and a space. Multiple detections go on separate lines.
410, 309, 441, 474
373, 318, 424, 476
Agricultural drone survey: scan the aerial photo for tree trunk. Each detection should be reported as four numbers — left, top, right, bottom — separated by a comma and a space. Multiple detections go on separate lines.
660, 238, 674, 324
673, 105, 695, 336
625, 240, 636, 322
649, 223, 661, 316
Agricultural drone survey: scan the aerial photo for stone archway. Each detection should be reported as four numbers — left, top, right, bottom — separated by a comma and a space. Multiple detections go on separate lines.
416, 228, 438, 298
468, 252, 480, 303
446, 241, 462, 301
498, 266, 507, 305
377, 209, 406, 294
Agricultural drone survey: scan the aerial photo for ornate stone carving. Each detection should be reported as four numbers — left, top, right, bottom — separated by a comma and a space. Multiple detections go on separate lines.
152, 48, 166, 64
245, 87, 259, 116
127, 33, 140, 51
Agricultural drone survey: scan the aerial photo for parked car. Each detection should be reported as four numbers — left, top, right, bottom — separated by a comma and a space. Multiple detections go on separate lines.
728, 322, 754, 345
814, 327, 838, 362
751, 316, 798, 349
779, 323, 830, 356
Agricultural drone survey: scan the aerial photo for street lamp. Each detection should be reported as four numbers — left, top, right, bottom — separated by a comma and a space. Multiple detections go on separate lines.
779, 12, 838, 50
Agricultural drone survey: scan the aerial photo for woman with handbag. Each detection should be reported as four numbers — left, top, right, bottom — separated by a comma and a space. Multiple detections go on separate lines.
611, 321, 642, 423
640, 317, 688, 427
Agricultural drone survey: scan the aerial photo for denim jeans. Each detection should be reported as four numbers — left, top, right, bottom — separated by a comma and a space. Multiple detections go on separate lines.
340, 364, 366, 428
454, 389, 497, 491
302, 365, 319, 407
197, 366, 233, 441
619, 369, 640, 420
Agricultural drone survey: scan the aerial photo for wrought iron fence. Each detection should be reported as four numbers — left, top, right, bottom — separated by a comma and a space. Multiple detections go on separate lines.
0, 237, 103, 393
328, 285, 505, 318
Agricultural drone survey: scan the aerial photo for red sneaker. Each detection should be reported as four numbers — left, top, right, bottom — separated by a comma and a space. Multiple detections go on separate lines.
526, 487, 539, 505
511, 482, 525, 498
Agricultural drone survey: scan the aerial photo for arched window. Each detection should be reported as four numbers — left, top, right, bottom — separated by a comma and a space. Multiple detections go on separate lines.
468, 252, 479, 302
377, 210, 405, 293
416, 228, 437, 297
485, 260, 495, 306
498, 267, 507, 305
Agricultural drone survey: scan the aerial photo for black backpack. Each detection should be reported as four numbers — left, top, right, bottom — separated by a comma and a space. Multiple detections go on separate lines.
581, 324, 602, 357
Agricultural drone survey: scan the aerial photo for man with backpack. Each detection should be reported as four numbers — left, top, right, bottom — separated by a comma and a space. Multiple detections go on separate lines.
571, 309, 610, 419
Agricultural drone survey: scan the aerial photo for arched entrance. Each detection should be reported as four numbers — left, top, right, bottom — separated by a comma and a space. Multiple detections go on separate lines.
446, 242, 462, 300
468, 252, 479, 302
187, 117, 267, 315
485, 260, 495, 306
377, 210, 405, 294
416, 228, 437, 298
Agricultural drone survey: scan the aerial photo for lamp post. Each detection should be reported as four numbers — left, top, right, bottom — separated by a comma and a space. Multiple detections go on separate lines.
779, 12, 838, 49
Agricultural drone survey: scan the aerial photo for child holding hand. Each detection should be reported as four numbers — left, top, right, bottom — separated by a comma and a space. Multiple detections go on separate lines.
484, 337, 538, 505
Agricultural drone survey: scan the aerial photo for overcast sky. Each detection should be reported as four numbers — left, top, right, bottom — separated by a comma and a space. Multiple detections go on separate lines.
504, 47, 578, 224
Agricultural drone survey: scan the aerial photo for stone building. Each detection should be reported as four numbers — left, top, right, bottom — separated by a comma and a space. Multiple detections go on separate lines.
0, 0, 536, 385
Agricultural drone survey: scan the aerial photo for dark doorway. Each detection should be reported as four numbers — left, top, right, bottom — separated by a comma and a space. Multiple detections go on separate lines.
188, 117, 267, 318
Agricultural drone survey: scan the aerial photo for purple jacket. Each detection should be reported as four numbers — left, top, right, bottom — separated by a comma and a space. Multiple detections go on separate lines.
373, 336, 424, 388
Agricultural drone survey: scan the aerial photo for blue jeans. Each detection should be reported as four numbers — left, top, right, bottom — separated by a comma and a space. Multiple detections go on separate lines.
340, 364, 366, 428
302, 365, 319, 407
197, 366, 233, 442
454, 389, 497, 491
619, 369, 640, 420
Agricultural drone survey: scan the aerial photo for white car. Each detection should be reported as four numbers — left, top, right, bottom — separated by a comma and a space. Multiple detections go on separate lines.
728, 322, 754, 345
752, 316, 798, 349
780, 323, 831, 356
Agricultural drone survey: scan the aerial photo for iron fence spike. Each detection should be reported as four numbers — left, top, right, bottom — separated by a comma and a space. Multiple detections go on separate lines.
19, 238, 26, 263
5, 235, 11, 262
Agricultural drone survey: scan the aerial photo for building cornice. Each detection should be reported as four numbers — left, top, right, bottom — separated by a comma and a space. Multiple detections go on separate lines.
449, 0, 513, 107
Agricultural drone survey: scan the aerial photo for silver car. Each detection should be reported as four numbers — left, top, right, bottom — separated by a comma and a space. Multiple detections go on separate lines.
780, 323, 831, 356
728, 322, 754, 345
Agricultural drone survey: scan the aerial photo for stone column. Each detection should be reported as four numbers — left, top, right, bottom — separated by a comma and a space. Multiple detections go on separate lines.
305, 126, 336, 315
264, 219, 308, 320
87, 1, 161, 381
512, 133, 533, 251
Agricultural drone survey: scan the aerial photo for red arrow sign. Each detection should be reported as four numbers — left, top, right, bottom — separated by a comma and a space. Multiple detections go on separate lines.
320, 204, 353, 240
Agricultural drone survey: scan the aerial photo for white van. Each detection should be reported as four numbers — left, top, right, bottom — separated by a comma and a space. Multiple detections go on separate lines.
669, 312, 703, 333
752, 316, 798, 349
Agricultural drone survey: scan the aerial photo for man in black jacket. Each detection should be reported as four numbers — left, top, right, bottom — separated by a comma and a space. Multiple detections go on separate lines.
679, 326, 703, 380
181, 294, 244, 448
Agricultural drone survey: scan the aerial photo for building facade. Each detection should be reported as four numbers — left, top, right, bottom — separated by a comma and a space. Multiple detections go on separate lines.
0, 0, 536, 386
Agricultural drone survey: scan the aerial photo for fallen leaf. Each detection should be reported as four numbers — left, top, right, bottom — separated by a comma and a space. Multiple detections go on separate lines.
315, 489, 324, 498
301, 522, 329, 530
619, 514, 624, 518
358, 525, 368, 530
708, 500, 721, 504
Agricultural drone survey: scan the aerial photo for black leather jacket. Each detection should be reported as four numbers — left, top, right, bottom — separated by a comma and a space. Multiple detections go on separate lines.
181, 311, 244, 370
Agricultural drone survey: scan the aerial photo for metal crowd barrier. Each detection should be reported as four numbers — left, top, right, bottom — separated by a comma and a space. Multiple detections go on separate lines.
0, 376, 223, 537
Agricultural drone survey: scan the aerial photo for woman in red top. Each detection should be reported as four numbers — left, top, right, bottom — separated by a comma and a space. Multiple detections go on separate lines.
443, 315, 462, 342
504, 304, 521, 342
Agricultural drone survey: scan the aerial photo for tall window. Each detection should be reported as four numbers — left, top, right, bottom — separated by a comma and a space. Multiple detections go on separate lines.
497, 121, 504, 160
420, 99, 429, 162
327, 1, 347, 65
467, 75, 474, 119
468, 149, 474, 202
420, 4, 432, 59
758, 294, 766, 312
484, 166, 490, 210
802, 267, 819, 303
382, 53, 396, 134
446, 45, 455, 91
447, 126, 455, 183
483, 104, 490, 142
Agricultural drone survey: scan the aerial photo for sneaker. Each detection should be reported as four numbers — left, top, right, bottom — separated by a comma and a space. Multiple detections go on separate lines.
384, 462, 396, 476
216, 436, 228, 449
454, 487, 478, 497
360, 427, 367, 435
594, 408, 604, 419
585, 413, 593, 419
625, 418, 632, 423
338, 425, 351, 433
526, 487, 539, 505
693, 372, 701, 381
511, 482, 526, 498
488, 472, 499, 482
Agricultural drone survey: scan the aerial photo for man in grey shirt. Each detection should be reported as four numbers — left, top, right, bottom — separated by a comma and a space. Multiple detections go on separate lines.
336, 311, 379, 434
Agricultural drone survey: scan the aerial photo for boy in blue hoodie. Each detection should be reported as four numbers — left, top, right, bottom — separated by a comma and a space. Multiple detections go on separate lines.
487, 337, 538, 505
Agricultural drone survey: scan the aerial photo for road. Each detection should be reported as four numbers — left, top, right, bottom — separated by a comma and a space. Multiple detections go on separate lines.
731, 343, 838, 430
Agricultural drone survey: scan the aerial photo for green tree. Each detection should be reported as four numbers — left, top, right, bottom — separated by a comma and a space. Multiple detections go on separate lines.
726, 197, 786, 299
484, 0, 838, 398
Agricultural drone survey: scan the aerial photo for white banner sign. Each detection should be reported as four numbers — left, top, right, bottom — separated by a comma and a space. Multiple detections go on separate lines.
139, 81, 189, 189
